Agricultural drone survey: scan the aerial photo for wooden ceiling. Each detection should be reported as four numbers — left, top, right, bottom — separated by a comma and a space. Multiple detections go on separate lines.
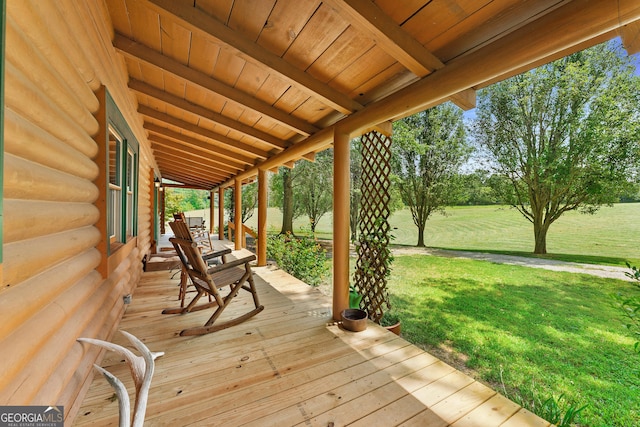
104, 0, 640, 190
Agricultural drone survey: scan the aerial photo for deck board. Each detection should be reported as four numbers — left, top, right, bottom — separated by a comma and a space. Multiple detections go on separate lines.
74, 255, 549, 426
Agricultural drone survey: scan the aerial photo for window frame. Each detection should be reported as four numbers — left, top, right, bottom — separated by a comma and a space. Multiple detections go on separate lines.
105, 90, 139, 255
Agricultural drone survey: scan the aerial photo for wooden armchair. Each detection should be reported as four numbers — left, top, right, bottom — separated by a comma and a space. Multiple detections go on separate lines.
163, 221, 263, 336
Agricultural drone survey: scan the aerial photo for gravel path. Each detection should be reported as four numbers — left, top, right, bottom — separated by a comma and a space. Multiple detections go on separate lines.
391, 246, 633, 282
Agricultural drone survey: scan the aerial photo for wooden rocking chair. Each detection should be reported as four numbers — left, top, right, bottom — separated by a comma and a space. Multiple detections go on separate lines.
168, 220, 229, 307
162, 223, 264, 336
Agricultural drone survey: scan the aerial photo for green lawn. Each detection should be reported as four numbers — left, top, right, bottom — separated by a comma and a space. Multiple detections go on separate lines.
388, 255, 639, 427
240, 203, 640, 266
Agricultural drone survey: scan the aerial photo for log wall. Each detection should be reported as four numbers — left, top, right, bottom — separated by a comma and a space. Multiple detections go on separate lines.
1, 1, 157, 423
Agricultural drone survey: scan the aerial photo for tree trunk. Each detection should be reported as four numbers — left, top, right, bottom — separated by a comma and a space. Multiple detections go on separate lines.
417, 223, 426, 247
533, 220, 549, 254
280, 168, 294, 234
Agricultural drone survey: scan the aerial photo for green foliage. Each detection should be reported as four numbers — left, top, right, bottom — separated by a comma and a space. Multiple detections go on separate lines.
612, 262, 640, 353
164, 188, 209, 217
295, 150, 333, 232
507, 387, 587, 427
392, 102, 471, 246
266, 232, 329, 286
475, 41, 640, 254
388, 255, 639, 426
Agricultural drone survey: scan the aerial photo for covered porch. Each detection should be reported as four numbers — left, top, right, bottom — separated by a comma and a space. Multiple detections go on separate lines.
75, 239, 547, 426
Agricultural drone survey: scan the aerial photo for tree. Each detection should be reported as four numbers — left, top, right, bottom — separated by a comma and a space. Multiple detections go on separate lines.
270, 167, 303, 234
295, 150, 333, 233
392, 102, 470, 247
475, 41, 640, 254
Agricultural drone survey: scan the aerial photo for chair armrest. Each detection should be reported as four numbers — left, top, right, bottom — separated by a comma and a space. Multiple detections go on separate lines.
202, 248, 232, 261
207, 255, 257, 274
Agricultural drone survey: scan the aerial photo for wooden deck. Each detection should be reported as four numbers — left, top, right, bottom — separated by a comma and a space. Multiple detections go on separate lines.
74, 248, 548, 426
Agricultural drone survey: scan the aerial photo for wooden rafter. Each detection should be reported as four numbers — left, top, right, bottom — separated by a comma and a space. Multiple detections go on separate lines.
153, 153, 229, 181
139, 108, 267, 161
130, 80, 288, 150
145, 0, 363, 115
150, 139, 242, 174
113, 33, 320, 136
143, 122, 256, 166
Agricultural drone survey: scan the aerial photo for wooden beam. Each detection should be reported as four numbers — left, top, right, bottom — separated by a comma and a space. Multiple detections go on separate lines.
149, 144, 242, 176
234, 179, 242, 250
139, 106, 267, 161
326, 0, 444, 77
152, 158, 228, 183
149, 138, 241, 173
113, 33, 320, 137
218, 187, 225, 241
145, 0, 363, 115
157, 163, 223, 184
144, 121, 255, 165
130, 79, 289, 150
449, 88, 476, 111
621, 20, 640, 54
160, 172, 217, 189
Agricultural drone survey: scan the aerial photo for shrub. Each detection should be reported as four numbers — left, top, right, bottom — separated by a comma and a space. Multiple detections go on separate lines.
612, 262, 640, 353
267, 233, 329, 286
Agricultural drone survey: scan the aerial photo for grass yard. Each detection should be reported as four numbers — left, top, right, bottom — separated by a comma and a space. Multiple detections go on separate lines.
388, 255, 640, 427
237, 203, 640, 266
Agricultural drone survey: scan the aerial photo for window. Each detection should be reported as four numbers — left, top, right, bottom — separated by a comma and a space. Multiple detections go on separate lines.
106, 91, 138, 253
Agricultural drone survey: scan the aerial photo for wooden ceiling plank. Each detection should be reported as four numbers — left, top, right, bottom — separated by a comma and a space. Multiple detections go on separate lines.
151, 138, 241, 173
153, 146, 235, 177
145, 123, 256, 169
138, 105, 269, 159
621, 20, 640, 54
154, 151, 230, 178
158, 159, 230, 183
145, 0, 363, 114
159, 163, 219, 183
227, 0, 276, 42
114, 33, 319, 136
256, 0, 321, 56
373, 0, 426, 25
307, 26, 375, 84
159, 169, 218, 188
143, 123, 257, 166
325, 0, 444, 77
131, 79, 289, 150
283, 3, 350, 72
159, 16, 191, 64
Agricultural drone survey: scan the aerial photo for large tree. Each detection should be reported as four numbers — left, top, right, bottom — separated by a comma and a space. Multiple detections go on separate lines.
475, 42, 640, 254
393, 102, 470, 247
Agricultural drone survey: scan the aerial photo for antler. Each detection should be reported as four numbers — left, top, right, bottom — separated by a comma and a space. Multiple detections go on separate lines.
78, 331, 164, 427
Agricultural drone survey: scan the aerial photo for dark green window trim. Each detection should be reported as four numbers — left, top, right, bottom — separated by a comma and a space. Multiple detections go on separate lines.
106, 90, 139, 255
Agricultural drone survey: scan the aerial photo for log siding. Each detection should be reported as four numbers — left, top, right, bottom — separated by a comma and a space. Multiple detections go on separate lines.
1, 1, 155, 423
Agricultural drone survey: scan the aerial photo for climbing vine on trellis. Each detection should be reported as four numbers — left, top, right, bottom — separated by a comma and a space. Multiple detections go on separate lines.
352, 130, 393, 323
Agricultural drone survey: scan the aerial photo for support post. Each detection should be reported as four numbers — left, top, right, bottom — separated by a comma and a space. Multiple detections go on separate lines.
209, 190, 215, 234
218, 187, 224, 241
234, 179, 242, 250
257, 168, 267, 266
333, 129, 350, 321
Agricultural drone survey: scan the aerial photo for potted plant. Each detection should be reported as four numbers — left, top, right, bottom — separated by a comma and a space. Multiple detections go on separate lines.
380, 310, 401, 335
